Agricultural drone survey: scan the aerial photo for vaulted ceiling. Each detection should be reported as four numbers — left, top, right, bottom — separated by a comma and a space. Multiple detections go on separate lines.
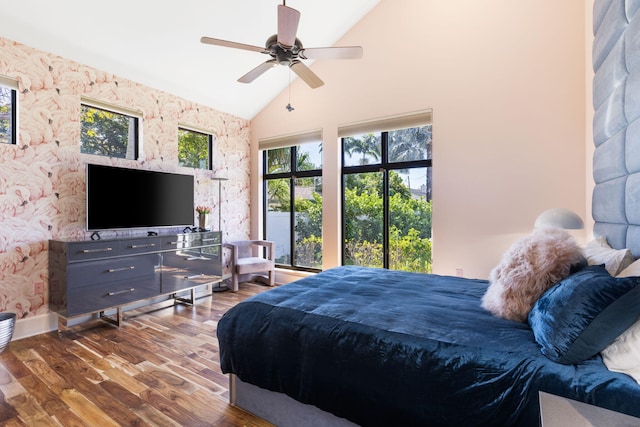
0, 1, 380, 119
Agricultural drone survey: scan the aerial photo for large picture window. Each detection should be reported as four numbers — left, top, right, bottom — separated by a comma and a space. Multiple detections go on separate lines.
342, 124, 432, 273
263, 141, 323, 271
178, 127, 213, 170
80, 103, 139, 159
0, 79, 17, 145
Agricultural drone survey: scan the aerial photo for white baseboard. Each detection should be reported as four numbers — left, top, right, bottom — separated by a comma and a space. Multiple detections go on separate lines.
13, 313, 58, 340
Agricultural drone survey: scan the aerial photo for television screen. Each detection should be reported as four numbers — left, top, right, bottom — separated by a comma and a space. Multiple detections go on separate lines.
86, 164, 195, 231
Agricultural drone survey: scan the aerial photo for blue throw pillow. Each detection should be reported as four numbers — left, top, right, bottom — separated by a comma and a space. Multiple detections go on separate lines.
528, 264, 640, 364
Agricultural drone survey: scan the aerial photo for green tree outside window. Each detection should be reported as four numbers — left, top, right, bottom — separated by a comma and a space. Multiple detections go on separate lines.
178, 128, 212, 169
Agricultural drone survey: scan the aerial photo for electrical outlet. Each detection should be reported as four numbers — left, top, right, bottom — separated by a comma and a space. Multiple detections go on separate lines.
455, 268, 463, 277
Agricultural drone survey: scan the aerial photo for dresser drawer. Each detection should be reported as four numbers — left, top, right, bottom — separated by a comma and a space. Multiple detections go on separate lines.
66, 277, 160, 316
67, 240, 120, 262
160, 235, 182, 251
162, 232, 221, 250
67, 254, 161, 289
199, 232, 221, 246
162, 249, 222, 275
120, 237, 162, 255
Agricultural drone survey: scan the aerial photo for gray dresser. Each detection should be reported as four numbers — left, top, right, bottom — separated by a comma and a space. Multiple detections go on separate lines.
49, 231, 224, 330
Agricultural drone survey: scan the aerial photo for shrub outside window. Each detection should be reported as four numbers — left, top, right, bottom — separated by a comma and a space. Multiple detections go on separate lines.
264, 141, 323, 271
178, 128, 213, 170
80, 104, 139, 160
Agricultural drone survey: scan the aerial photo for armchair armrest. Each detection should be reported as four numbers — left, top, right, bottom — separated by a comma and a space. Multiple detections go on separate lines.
251, 240, 275, 261
223, 242, 238, 266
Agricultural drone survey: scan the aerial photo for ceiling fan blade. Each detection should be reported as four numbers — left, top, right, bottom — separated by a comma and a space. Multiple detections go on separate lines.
290, 60, 324, 89
277, 4, 301, 48
200, 36, 266, 53
299, 46, 364, 60
238, 60, 278, 83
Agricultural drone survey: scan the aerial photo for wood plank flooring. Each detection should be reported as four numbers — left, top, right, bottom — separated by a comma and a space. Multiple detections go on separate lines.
0, 283, 275, 426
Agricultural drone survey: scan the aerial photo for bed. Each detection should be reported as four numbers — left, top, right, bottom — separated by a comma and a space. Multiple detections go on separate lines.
218, 0, 640, 425
217, 265, 640, 427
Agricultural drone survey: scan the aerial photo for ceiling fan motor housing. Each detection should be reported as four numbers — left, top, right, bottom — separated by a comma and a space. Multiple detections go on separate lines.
266, 34, 303, 65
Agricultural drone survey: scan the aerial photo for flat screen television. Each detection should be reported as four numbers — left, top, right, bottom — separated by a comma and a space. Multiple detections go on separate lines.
86, 164, 195, 231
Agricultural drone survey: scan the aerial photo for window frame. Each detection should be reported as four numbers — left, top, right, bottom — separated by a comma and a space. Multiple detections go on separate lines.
178, 126, 214, 170
0, 77, 18, 146
80, 100, 141, 160
341, 126, 432, 269
262, 143, 323, 272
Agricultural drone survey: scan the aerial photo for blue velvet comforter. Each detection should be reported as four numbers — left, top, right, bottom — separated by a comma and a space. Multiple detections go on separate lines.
217, 266, 640, 426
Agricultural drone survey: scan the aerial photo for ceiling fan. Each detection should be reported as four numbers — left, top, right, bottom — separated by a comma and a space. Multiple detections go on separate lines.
200, 1, 363, 89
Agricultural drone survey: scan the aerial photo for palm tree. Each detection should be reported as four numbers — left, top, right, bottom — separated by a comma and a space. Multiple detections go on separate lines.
266, 147, 291, 174
388, 125, 432, 201
388, 126, 431, 162
344, 134, 381, 165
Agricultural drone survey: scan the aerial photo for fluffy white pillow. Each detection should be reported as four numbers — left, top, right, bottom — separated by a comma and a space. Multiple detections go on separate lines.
601, 318, 640, 384
482, 227, 586, 323
583, 236, 633, 276
617, 258, 640, 277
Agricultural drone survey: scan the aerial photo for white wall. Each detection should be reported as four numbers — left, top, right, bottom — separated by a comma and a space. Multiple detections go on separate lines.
250, 0, 589, 279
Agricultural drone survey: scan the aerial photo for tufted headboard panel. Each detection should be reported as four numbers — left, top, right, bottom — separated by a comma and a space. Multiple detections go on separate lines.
593, 0, 640, 256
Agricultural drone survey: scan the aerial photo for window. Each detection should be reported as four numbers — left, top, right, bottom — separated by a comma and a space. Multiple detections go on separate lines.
0, 78, 17, 145
263, 141, 323, 271
342, 124, 432, 273
80, 103, 139, 159
178, 127, 214, 170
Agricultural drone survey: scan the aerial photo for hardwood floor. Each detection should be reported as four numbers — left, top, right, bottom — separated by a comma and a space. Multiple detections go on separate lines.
0, 283, 275, 426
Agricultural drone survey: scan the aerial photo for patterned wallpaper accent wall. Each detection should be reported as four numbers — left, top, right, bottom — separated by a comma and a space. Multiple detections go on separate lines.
0, 37, 251, 319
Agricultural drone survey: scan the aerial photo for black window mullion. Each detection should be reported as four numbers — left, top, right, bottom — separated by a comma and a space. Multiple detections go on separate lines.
290, 147, 297, 267
262, 150, 268, 241
133, 117, 140, 159
10, 89, 16, 145
381, 132, 390, 269
289, 177, 296, 267
208, 135, 213, 170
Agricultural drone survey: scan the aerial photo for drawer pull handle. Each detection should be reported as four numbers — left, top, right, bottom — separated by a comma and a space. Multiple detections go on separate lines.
107, 288, 135, 296
82, 247, 113, 253
107, 266, 135, 273
168, 241, 178, 245
201, 238, 218, 242
185, 274, 204, 279
130, 243, 156, 249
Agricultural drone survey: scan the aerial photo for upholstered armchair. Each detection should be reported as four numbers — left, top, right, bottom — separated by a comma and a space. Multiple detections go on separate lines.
224, 240, 275, 292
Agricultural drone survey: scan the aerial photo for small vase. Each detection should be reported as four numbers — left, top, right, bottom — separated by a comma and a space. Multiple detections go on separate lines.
198, 213, 208, 230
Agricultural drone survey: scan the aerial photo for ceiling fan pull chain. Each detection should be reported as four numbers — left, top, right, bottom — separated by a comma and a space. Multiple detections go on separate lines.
286, 67, 295, 112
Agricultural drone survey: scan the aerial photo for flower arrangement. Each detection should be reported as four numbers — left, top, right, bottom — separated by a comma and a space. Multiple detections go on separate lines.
195, 206, 211, 215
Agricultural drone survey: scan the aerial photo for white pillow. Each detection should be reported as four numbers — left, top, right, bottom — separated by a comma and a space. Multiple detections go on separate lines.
582, 236, 633, 276
601, 318, 640, 384
617, 258, 640, 277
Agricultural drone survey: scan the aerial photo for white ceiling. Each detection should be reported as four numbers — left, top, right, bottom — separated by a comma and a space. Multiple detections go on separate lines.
0, 0, 380, 120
